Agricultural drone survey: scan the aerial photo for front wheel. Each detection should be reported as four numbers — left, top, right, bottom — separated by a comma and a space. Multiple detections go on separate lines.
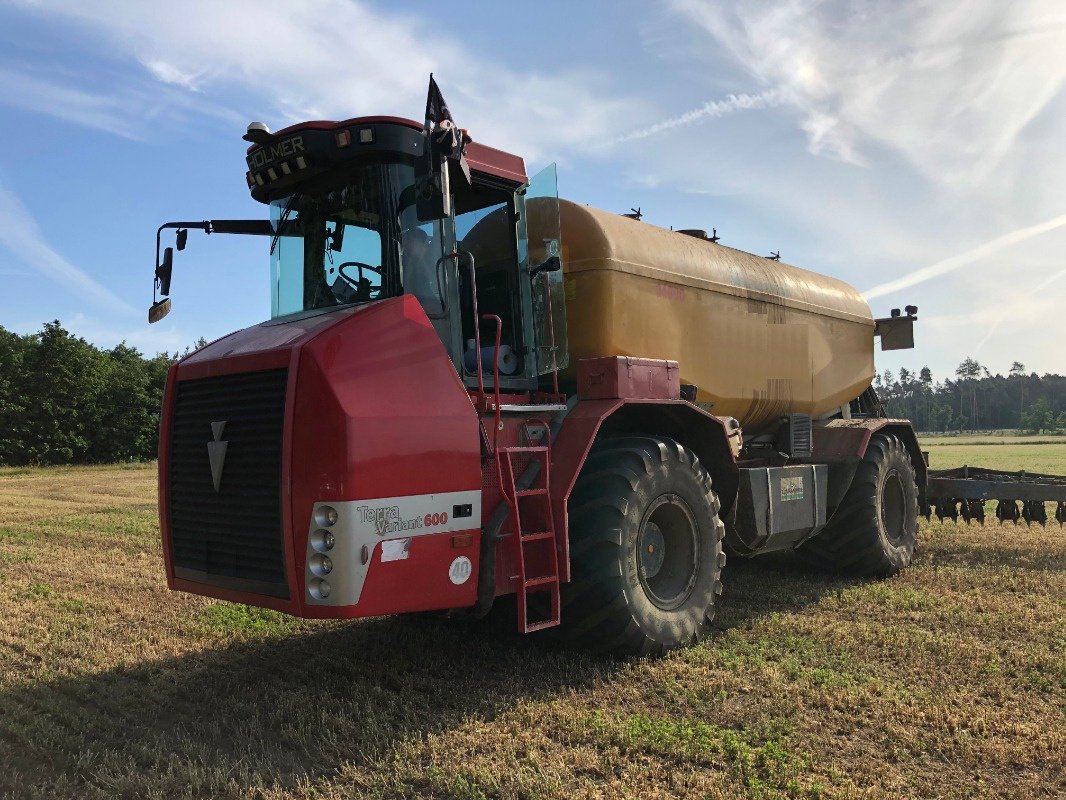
560, 435, 725, 656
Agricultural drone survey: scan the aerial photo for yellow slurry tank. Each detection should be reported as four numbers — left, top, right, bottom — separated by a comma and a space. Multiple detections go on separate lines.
558, 200, 875, 432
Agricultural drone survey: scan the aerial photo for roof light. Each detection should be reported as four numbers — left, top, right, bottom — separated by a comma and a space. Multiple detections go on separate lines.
296, 156, 307, 169
245, 172, 255, 188
254, 173, 265, 186
358, 128, 374, 144
280, 162, 291, 175
266, 167, 277, 181
335, 129, 352, 148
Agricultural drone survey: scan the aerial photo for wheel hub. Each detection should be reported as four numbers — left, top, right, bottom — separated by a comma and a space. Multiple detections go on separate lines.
637, 494, 700, 610
639, 523, 666, 578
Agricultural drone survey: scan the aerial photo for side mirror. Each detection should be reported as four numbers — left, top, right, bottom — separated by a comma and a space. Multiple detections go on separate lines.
528, 255, 561, 278
148, 297, 172, 324
176, 228, 188, 251
156, 247, 174, 296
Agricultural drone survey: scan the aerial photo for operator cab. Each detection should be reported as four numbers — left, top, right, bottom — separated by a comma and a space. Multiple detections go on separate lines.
154, 116, 569, 394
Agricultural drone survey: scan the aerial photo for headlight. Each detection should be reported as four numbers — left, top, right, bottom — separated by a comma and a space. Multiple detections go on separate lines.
310, 578, 330, 599
310, 529, 335, 552
310, 553, 333, 577
315, 506, 339, 527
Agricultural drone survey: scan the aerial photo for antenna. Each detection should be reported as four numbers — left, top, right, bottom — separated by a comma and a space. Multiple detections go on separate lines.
623, 207, 643, 221
709, 228, 720, 243
766, 250, 781, 261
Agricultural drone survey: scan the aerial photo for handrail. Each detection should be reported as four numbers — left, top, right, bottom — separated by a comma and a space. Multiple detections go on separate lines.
453, 250, 484, 399
482, 313, 503, 451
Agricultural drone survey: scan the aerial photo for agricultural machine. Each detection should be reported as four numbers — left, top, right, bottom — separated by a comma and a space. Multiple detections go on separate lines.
148, 79, 1066, 655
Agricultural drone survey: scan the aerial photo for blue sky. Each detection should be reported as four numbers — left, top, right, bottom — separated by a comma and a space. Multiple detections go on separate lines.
0, 0, 1064, 380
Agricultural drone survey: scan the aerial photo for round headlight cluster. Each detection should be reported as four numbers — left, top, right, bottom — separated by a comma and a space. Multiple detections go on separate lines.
309, 505, 339, 602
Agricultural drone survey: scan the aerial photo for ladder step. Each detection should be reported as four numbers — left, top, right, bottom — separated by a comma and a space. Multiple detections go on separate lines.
525, 619, 561, 633
524, 575, 558, 588
503, 446, 549, 454
514, 488, 549, 497
521, 531, 554, 542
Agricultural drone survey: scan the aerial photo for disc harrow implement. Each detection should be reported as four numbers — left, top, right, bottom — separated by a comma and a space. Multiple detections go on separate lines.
925, 466, 1066, 525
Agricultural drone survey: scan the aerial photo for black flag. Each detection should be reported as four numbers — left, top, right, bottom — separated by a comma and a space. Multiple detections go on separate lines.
423, 73, 471, 184
424, 73, 452, 130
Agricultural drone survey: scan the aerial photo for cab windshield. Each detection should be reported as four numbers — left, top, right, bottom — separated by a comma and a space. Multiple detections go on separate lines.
270, 161, 446, 318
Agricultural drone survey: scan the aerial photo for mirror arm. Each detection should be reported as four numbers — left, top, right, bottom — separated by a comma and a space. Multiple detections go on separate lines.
150, 219, 275, 324
527, 254, 561, 278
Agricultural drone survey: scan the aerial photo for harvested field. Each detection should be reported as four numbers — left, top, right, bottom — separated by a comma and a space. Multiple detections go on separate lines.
0, 443, 1063, 799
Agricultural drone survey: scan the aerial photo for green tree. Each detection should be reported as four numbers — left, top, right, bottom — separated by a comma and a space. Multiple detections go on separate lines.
14, 322, 108, 464
0, 328, 30, 464
1021, 397, 1054, 434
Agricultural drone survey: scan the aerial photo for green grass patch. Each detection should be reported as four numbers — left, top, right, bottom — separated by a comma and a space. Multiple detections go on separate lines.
194, 603, 301, 636
20, 582, 54, 600
0, 525, 34, 545
573, 711, 818, 799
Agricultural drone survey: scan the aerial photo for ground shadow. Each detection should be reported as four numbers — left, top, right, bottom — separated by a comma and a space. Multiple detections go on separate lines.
714, 551, 854, 632
0, 612, 626, 797
0, 542, 984, 798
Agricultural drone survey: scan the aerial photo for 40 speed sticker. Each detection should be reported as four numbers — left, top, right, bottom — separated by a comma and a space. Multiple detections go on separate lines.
448, 556, 473, 585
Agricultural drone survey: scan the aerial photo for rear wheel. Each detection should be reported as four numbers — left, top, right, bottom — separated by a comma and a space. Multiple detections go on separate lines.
801, 433, 918, 576
560, 435, 725, 656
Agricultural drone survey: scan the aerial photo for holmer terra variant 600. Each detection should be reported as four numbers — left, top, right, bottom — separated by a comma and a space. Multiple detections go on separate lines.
148, 80, 1066, 655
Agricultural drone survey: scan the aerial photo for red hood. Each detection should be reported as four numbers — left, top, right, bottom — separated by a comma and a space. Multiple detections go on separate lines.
179, 307, 359, 378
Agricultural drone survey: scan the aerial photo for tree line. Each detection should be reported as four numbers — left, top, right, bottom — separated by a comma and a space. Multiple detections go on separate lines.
875, 358, 1066, 433
1, 324, 1063, 466
0, 322, 205, 466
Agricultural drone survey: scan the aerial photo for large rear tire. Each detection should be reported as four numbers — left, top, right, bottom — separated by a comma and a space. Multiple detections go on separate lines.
801, 433, 918, 576
560, 435, 725, 656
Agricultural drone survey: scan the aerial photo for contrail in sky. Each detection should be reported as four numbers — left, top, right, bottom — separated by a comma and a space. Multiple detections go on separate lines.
863, 212, 1066, 300
0, 184, 137, 316
615, 89, 784, 143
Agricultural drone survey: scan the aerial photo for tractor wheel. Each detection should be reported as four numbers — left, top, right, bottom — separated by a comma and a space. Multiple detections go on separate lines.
560, 435, 725, 656
800, 433, 918, 577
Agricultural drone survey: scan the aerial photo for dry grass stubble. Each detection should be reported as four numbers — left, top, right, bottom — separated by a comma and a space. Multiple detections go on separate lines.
0, 459, 1063, 798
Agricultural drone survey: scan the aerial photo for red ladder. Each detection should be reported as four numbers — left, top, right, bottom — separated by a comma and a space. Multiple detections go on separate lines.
496, 436, 561, 633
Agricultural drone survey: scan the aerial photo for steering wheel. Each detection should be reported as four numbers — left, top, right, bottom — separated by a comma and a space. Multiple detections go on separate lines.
331, 261, 383, 301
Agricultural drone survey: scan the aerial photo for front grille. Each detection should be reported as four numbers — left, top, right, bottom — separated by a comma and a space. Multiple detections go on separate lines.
168, 368, 289, 598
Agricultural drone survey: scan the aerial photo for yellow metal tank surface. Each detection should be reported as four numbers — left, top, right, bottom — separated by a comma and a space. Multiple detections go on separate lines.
557, 200, 874, 432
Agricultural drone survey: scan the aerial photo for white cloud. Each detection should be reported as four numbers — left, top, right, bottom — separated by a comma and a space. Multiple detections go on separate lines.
12, 0, 637, 162
0, 60, 245, 138
0, 183, 138, 316
141, 59, 204, 92
669, 0, 1066, 185
0, 65, 142, 139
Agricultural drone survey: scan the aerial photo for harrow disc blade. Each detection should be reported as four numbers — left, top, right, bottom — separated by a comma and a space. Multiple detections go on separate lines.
996, 500, 1021, 525
1024, 500, 1048, 526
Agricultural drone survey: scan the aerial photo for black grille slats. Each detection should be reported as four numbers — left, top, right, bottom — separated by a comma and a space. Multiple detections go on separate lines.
168, 368, 289, 598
